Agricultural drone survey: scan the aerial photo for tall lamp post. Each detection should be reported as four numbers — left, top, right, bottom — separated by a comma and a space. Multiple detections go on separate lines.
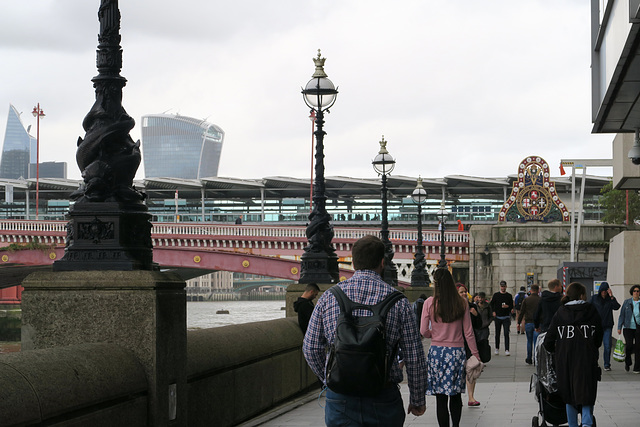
436, 199, 449, 268
32, 104, 45, 220
299, 49, 339, 284
372, 136, 398, 285
410, 177, 429, 286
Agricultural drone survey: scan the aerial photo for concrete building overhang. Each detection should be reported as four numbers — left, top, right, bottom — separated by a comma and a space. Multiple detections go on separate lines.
591, 1, 640, 133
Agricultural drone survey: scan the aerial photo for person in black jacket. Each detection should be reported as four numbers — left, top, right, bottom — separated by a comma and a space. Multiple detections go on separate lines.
490, 280, 513, 356
534, 278, 563, 333
293, 283, 319, 333
589, 281, 620, 371
544, 282, 603, 427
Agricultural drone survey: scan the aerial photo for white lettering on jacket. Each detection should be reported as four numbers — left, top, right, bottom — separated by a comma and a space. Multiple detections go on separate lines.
557, 324, 595, 339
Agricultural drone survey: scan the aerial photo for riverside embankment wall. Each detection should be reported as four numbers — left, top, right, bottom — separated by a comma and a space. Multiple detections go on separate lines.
0, 318, 318, 427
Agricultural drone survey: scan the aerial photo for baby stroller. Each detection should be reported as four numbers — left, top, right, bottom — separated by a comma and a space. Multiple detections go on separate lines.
529, 332, 597, 427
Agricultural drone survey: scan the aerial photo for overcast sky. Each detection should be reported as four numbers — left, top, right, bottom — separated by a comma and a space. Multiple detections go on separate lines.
0, 0, 614, 182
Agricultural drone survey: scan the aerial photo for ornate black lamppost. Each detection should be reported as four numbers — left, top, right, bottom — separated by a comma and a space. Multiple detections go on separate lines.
410, 177, 429, 286
436, 199, 449, 268
299, 50, 339, 284
54, 0, 154, 271
372, 136, 398, 285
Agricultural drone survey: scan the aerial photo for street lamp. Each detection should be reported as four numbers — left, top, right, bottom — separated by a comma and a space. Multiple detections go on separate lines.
372, 136, 398, 285
32, 104, 45, 220
436, 199, 449, 268
299, 49, 339, 284
410, 177, 429, 286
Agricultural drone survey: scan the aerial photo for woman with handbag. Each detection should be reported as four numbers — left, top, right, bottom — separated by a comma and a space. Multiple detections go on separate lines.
617, 284, 640, 373
421, 269, 481, 427
456, 283, 484, 407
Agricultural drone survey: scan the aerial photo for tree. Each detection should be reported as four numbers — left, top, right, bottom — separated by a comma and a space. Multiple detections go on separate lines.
599, 182, 640, 224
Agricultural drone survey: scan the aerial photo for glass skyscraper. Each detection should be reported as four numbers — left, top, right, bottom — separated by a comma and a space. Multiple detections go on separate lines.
0, 104, 37, 179
141, 114, 224, 179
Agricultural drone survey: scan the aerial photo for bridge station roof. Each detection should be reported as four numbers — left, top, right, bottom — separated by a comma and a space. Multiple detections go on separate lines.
0, 174, 611, 202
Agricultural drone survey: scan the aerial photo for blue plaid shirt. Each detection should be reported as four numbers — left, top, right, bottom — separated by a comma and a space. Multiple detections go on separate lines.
302, 269, 427, 406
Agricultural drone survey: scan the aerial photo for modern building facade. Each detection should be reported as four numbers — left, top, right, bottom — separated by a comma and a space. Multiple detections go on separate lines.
0, 105, 36, 179
140, 113, 224, 179
29, 162, 67, 179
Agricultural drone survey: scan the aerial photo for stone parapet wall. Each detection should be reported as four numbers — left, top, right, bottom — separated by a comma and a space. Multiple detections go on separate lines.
0, 343, 148, 426
186, 317, 318, 427
0, 319, 318, 427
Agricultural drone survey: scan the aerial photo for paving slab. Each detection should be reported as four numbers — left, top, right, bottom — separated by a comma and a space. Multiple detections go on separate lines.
242, 328, 640, 426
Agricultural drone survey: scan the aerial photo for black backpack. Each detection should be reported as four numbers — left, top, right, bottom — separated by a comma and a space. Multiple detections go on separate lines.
325, 286, 406, 396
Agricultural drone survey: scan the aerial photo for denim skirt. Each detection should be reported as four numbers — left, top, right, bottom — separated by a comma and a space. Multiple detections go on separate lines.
426, 345, 466, 396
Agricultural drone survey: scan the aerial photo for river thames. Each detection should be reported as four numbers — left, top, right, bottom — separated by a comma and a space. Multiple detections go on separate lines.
0, 300, 287, 354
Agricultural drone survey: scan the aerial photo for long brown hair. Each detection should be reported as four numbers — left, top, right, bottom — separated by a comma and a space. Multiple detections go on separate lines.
433, 268, 466, 323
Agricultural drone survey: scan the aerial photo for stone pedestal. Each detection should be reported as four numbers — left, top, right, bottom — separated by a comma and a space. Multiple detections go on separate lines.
21, 270, 186, 427
53, 202, 155, 271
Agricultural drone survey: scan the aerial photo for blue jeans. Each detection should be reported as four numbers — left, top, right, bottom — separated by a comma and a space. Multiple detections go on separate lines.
566, 404, 593, 427
325, 385, 405, 427
602, 327, 612, 368
494, 316, 511, 351
525, 322, 539, 361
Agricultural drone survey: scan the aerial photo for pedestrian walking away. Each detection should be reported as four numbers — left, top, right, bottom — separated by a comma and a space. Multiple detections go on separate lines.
514, 286, 527, 334
302, 235, 427, 426
413, 293, 427, 333
422, 269, 481, 427
490, 280, 513, 356
517, 283, 541, 365
534, 278, 563, 333
617, 284, 640, 373
589, 281, 620, 371
544, 282, 603, 427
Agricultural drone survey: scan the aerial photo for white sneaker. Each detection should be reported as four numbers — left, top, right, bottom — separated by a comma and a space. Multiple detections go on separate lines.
494, 349, 499, 355
505, 350, 510, 356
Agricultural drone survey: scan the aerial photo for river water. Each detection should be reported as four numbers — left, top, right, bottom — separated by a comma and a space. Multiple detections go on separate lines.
0, 301, 286, 354
187, 300, 286, 329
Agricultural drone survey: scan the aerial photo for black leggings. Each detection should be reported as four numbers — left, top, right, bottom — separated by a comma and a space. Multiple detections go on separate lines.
435, 394, 462, 427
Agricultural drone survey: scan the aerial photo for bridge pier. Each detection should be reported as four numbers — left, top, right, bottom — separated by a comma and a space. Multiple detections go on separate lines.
21, 270, 187, 427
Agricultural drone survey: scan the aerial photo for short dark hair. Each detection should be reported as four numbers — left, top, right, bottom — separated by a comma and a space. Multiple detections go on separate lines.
478, 291, 486, 299
630, 284, 640, 295
305, 283, 320, 292
531, 284, 539, 292
548, 279, 562, 291
499, 280, 507, 287
352, 235, 385, 271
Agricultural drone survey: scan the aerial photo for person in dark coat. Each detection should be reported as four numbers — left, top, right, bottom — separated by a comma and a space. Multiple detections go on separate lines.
413, 294, 428, 333
544, 282, 603, 427
293, 283, 319, 333
534, 278, 563, 333
589, 281, 620, 371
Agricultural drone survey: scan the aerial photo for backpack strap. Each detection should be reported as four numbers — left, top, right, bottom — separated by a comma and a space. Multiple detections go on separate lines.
328, 286, 405, 318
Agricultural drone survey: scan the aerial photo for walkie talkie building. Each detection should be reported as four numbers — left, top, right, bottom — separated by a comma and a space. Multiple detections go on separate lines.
141, 113, 224, 179
0, 104, 37, 179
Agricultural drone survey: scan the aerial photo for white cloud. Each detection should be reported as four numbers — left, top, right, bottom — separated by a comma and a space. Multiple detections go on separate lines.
0, 0, 615, 182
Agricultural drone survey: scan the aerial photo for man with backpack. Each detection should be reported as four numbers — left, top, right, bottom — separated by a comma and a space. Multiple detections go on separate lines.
303, 235, 427, 426
514, 286, 527, 334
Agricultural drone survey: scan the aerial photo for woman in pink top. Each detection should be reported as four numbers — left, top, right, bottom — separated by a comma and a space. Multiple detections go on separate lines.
421, 269, 480, 427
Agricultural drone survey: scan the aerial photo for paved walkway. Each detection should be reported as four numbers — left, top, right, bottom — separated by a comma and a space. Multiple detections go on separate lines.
241, 328, 640, 426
